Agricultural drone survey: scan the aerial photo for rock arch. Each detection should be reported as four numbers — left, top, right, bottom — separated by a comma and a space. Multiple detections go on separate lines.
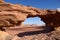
26, 9, 60, 29
0, 0, 60, 31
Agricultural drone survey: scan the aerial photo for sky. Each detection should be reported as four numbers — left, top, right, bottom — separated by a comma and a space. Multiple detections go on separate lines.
4, 0, 60, 25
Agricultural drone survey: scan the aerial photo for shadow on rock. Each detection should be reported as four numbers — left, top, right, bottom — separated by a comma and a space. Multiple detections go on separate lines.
17, 27, 53, 37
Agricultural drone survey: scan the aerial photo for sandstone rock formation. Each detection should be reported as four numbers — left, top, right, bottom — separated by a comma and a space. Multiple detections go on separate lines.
0, 31, 12, 40
0, 0, 60, 31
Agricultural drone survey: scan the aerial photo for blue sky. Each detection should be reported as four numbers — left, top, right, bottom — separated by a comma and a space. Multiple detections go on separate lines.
4, 0, 60, 25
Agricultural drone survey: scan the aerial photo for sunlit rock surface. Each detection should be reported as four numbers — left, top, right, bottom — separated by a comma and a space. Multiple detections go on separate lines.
0, 31, 12, 40
0, 0, 60, 40
0, 0, 60, 30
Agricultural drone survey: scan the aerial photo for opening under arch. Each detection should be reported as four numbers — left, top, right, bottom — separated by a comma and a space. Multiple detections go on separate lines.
22, 17, 45, 26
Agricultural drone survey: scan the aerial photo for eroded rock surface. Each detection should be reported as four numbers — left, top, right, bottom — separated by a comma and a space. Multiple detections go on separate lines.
0, 0, 60, 40
10, 30, 60, 40
0, 31, 12, 40
0, 0, 60, 31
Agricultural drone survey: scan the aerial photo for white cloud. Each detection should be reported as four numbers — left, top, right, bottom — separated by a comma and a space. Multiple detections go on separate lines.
57, 8, 60, 12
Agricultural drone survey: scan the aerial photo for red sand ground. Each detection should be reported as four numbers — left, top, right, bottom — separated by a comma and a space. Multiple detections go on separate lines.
5, 26, 46, 35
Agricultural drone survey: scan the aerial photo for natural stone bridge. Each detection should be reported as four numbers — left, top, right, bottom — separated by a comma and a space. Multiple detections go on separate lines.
0, 0, 60, 31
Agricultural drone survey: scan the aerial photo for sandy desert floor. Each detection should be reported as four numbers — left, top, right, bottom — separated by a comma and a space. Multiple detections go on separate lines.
5, 26, 51, 35
4, 26, 59, 40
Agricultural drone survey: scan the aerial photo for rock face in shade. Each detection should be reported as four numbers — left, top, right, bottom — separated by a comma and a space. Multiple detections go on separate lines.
0, 0, 60, 31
